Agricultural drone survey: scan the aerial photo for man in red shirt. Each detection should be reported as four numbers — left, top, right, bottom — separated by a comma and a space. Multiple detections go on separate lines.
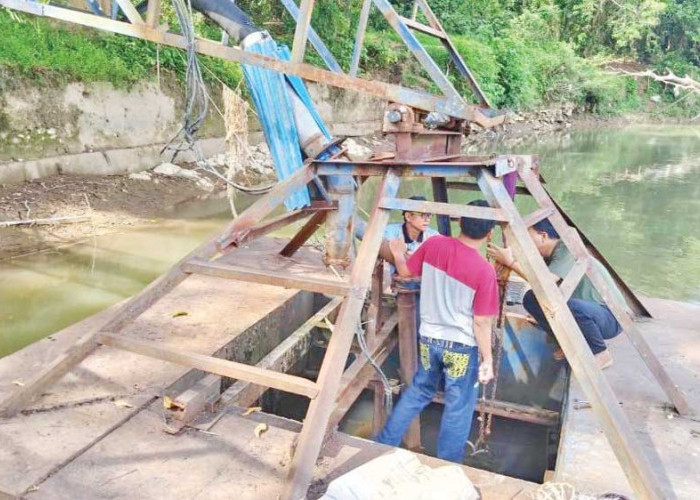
376, 200, 499, 463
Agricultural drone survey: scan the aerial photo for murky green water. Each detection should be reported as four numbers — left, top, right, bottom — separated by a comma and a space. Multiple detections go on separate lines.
1, 125, 699, 358
487, 125, 700, 304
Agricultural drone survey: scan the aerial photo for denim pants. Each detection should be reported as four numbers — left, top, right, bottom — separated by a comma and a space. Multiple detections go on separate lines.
522, 290, 621, 354
376, 337, 480, 463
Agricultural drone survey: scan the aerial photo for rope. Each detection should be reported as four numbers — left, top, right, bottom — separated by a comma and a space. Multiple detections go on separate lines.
163, 0, 208, 162
471, 233, 510, 454
355, 322, 394, 413
530, 482, 624, 500
163, 0, 275, 204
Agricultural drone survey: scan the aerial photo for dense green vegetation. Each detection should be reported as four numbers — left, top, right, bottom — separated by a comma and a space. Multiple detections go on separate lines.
0, 8, 242, 89
1, 0, 698, 117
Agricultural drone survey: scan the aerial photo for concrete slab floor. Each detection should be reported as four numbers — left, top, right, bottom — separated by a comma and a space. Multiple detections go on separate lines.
0, 272, 308, 496
556, 297, 700, 500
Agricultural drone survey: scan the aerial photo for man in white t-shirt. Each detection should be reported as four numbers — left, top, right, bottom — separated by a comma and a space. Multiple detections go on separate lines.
356, 195, 439, 273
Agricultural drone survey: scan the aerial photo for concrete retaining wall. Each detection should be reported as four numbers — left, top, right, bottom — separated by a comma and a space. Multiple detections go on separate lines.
0, 78, 385, 185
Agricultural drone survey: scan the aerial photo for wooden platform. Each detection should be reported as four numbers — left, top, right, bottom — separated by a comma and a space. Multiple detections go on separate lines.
0, 270, 309, 497
184, 238, 351, 297
0, 250, 536, 500
555, 297, 700, 500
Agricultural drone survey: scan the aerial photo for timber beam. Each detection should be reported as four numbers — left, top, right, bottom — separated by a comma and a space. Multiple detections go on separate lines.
97, 333, 320, 399
221, 298, 344, 409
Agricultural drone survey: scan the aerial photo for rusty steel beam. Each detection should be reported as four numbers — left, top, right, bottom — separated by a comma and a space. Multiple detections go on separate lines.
0, 0, 503, 127
349, 0, 372, 76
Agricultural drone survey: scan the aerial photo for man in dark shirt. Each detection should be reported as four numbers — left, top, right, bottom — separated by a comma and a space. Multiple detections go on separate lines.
488, 219, 626, 369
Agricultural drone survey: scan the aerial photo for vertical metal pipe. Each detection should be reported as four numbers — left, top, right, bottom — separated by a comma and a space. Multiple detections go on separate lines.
322, 174, 356, 266
431, 177, 451, 236
393, 275, 422, 450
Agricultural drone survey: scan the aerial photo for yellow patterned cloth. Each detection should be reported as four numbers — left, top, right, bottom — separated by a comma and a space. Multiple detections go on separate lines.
419, 343, 431, 371
442, 350, 471, 379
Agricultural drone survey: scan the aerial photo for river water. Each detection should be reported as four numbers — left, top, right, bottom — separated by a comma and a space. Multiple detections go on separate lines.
1, 125, 699, 358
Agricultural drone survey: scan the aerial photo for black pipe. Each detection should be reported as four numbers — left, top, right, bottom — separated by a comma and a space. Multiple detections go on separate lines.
190, 0, 260, 42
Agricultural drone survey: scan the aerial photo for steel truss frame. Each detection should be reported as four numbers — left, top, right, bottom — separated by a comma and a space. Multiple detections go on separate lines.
0, 2, 688, 500
0, 0, 505, 127
0, 154, 687, 500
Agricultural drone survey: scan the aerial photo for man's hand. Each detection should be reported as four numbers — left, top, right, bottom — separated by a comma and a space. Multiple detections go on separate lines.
388, 238, 407, 259
486, 243, 514, 268
478, 360, 494, 384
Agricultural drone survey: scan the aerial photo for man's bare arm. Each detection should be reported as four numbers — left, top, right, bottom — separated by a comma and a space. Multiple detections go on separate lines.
473, 315, 494, 384
379, 240, 395, 264
388, 239, 413, 277
487, 243, 562, 284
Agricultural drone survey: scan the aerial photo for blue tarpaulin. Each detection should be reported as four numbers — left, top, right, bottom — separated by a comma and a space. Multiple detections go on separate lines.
242, 38, 334, 210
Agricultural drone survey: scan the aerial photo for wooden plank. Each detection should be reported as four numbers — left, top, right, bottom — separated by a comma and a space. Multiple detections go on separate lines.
182, 259, 350, 296
522, 206, 555, 228
372, 0, 463, 104
145, 0, 160, 27
280, 210, 328, 257
279, 0, 342, 73
281, 169, 400, 500
217, 166, 315, 250
163, 374, 221, 433
559, 258, 589, 302
478, 168, 666, 500
399, 16, 446, 39
433, 393, 559, 426
290, 0, 315, 63
114, 0, 145, 25
236, 201, 335, 247
379, 197, 508, 221
431, 177, 452, 236
97, 333, 319, 399
236, 208, 311, 246
370, 379, 388, 436
349, 0, 372, 76
447, 180, 531, 196
364, 261, 384, 348
520, 168, 690, 416
221, 297, 344, 408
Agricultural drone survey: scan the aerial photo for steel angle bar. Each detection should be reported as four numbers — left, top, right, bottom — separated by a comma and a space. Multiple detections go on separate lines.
371, 0, 464, 105
349, 0, 372, 76
379, 197, 508, 221
415, 0, 489, 107
279, 0, 342, 73
290, 0, 315, 62
0, 0, 489, 122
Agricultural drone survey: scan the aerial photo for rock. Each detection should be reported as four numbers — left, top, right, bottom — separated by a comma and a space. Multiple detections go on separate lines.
153, 162, 201, 181
256, 142, 270, 156
128, 172, 152, 181
47, 128, 57, 136
650, 95, 662, 103
196, 177, 215, 192
11, 137, 20, 144
344, 138, 372, 162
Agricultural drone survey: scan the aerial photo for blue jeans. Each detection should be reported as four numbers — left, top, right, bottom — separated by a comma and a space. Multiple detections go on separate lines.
376, 337, 480, 463
522, 290, 621, 355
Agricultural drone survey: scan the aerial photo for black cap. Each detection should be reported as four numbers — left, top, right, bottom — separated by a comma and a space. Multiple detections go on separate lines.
404, 195, 427, 216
